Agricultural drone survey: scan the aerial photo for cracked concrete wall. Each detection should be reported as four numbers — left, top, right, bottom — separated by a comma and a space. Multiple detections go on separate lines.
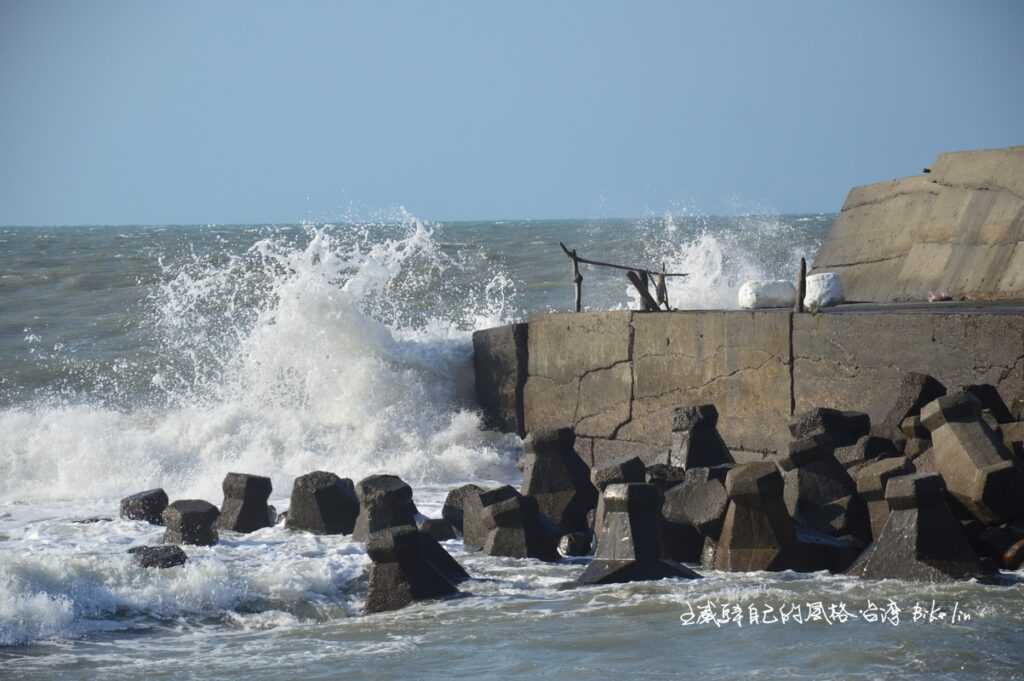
812, 146, 1024, 303
474, 308, 1024, 468
793, 311, 1024, 426
520, 310, 793, 466
523, 311, 633, 441
621, 310, 792, 455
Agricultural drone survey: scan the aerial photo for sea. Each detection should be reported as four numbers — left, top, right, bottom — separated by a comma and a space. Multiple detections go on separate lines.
1, 214, 1021, 680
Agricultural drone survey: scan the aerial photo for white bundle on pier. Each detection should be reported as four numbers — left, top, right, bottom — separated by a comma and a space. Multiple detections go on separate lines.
737, 280, 797, 309
804, 272, 845, 311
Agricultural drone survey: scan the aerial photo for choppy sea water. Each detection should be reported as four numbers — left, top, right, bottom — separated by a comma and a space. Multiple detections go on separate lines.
2, 214, 1022, 680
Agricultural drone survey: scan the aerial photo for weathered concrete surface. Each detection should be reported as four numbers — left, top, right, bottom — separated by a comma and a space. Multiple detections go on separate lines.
523, 311, 633, 439
626, 311, 792, 455
811, 147, 1024, 303
472, 322, 528, 436
793, 311, 1024, 429
517, 310, 792, 463
475, 306, 1024, 464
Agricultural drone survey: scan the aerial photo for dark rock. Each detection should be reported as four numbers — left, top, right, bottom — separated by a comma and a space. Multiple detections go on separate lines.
418, 517, 457, 542
962, 384, 1015, 424
900, 416, 930, 440
352, 475, 418, 541
779, 437, 864, 539
788, 408, 870, 448
921, 393, 1023, 524
459, 487, 489, 550
714, 462, 800, 571
645, 463, 688, 493
794, 526, 865, 573
848, 473, 982, 581
798, 494, 870, 542
669, 404, 733, 469
442, 483, 484, 537
578, 483, 702, 585
559, 531, 593, 556
660, 466, 730, 562
286, 471, 359, 535
911, 447, 939, 474
128, 545, 188, 569
1012, 396, 1024, 422
974, 524, 1024, 570
1001, 421, 1024, 458
904, 438, 931, 459
479, 486, 560, 561
591, 456, 646, 490
217, 473, 273, 533
119, 488, 169, 525
877, 372, 947, 440
415, 529, 470, 584
662, 466, 730, 537
855, 456, 912, 540
364, 525, 461, 614
834, 434, 899, 468
920, 391, 984, 431
520, 427, 597, 533
672, 403, 719, 431
162, 500, 219, 546
589, 456, 647, 540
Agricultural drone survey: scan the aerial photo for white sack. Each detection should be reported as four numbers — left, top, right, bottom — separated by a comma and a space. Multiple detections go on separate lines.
804, 272, 844, 311
737, 280, 797, 309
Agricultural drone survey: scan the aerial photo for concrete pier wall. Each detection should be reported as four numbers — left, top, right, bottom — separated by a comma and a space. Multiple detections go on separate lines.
473, 306, 1024, 466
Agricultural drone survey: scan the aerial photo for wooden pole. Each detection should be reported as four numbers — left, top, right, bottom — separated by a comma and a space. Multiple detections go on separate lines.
627, 270, 660, 312
795, 257, 807, 313
572, 249, 583, 312
656, 261, 669, 310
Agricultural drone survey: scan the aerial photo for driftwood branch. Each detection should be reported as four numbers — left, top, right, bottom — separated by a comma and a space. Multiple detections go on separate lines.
559, 242, 689, 278
559, 242, 687, 312
561, 241, 688, 311
627, 271, 661, 311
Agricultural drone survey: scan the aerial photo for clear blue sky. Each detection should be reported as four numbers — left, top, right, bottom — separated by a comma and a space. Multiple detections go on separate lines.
1, 0, 1022, 225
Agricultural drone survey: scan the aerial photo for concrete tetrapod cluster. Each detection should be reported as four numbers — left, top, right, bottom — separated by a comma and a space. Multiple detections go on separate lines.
113, 377, 1024, 615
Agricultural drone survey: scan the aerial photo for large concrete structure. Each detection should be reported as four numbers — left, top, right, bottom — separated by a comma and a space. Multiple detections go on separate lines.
811, 146, 1024, 303
473, 146, 1024, 463
473, 305, 1024, 464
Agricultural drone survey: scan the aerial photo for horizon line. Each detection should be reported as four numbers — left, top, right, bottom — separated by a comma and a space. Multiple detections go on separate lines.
0, 211, 837, 229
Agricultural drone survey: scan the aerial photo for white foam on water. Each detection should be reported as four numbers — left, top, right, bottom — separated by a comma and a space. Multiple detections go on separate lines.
0, 214, 525, 645
0, 215, 521, 505
625, 213, 820, 310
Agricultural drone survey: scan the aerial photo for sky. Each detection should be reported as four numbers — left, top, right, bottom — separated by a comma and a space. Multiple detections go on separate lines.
1, 0, 1022, 225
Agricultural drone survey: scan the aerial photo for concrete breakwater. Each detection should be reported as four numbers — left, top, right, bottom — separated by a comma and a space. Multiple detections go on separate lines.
474, 306, 1024, 465
475, 146, 1024, 464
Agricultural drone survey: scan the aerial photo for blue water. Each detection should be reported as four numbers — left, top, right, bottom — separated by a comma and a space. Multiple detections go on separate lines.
3, 214, 1020, 680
